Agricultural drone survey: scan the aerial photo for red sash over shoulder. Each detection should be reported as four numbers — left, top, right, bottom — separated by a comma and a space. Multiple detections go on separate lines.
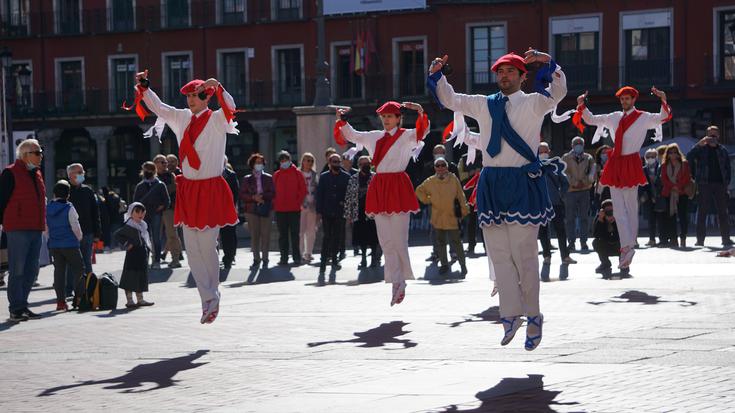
599, 110, 647, 188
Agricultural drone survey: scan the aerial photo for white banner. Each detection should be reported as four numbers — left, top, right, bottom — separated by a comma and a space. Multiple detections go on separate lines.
324, 0, 426, 15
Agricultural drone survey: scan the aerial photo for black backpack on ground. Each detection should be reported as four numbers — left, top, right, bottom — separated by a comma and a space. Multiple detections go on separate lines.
98, 273, 119, 311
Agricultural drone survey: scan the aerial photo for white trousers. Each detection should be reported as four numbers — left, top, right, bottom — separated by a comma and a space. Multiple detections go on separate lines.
299, 209, 318, 259
609, 187, 639, 249
182, 227, 221, 310
374, 213, 414, 283
482, 223, 540, 318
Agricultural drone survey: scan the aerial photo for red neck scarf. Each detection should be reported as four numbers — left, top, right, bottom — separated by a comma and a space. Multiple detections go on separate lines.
372, 128, 406, 168
180, 109, 213, 170
611, 109, 642, 157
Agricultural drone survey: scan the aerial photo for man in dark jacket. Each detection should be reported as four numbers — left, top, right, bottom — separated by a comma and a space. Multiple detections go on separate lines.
67, 162, 102, 294
316, 153, 351, 285
133, 161, 170, 269
687, 126, 733, 247
220, 157, 240, 269
592, 199, 628, 279
155, 154, 182, 268
0, 139, 46, 322
537, 143, 575, 266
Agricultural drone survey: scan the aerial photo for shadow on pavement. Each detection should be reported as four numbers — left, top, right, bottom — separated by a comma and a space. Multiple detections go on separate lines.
343, 267, 384, 286
440, 306, 501, 328
434, 374, 578, 412
38, 350, 210, 396
227, 266, 295, 287
588, 290, 697, 306
307, 320, 417, 349
147, 269, 174, 284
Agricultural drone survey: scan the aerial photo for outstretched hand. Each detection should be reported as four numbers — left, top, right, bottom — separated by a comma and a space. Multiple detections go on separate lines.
577, 91, 589, 107
651, 86, 667, 103
524, 47, 551, 65
197, 78, 220, 93
401, 102, 423, 114
335, 107, 351, 121
135, 70, 149, 85
429, 55, 448, 74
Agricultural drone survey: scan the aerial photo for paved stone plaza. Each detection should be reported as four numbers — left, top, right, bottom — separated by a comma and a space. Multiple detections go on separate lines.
2, 237, 734, 412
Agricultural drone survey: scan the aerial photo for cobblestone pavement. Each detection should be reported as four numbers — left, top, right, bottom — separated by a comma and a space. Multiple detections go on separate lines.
1, 236, 734, 412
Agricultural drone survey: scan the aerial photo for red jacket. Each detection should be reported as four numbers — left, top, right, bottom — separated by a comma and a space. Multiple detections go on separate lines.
661, 161, 691, 197
2, 160, 46, 231
273, 165, 307, 212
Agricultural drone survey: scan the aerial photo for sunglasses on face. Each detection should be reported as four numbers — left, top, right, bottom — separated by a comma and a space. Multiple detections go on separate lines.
27, 150, 43, 156
435, 164, 448, 168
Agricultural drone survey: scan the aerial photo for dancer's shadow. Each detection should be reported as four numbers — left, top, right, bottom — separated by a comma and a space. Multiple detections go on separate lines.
307, 321, 417, 349
38, 350, 209, 396
96, 308, 137, 318
588, 290, 697, 307
147, 268, 174, 284
434, 374, 578, 412
440, 306, 501, 328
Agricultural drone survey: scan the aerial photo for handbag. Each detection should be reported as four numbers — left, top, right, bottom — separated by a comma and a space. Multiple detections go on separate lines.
683, 179, 696, 199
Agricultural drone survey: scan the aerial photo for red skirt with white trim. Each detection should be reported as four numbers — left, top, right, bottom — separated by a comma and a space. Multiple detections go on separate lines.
599, 152, 647, 189
365, 172, 420, 216
174, 175, 239, 230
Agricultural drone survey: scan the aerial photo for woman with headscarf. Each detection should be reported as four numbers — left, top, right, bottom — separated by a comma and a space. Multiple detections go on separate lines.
114, 202, 154, 308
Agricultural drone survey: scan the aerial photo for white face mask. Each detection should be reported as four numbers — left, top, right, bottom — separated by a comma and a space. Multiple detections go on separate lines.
539, 153, 549, 161
645, 158, 657, 166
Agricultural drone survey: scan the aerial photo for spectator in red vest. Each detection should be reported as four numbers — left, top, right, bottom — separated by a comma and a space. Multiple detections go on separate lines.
0, 139, 46, 322
273, 150, 307, 266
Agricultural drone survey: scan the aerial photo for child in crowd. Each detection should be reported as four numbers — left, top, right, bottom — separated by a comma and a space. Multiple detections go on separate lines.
114, 202, 154, 308
46, 180, 84, 311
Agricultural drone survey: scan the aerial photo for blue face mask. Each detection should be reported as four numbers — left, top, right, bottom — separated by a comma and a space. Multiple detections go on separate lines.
601, 153, 608, 163
573, 144, 584, 155
254, 164, 265, 172
75, 174, 85, 185
280, 161, 291, 169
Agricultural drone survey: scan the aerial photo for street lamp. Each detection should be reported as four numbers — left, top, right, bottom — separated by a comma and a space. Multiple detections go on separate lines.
0, 47, 12, 166
17, 65, 31, 109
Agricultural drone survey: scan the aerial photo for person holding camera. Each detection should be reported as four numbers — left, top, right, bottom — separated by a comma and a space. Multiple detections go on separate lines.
592, 199, 629, 279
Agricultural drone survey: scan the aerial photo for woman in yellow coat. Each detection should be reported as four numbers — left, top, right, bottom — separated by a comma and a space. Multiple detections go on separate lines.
416, 157, 470, 276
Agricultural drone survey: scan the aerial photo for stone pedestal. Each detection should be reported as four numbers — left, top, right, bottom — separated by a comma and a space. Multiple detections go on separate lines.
36, 128, 61, 196
293, 105, 346, 170
88, 126, 114, 188
250, 119, 277, 165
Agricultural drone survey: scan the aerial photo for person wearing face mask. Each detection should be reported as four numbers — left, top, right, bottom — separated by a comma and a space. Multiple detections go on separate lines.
687, 125, 733, 247
66, 162, 102, 295
561, 136, 595, 251
239, 153, 275, 269
133, 161, 170, 269
660, 144, 692, 248
273, 150, 308, 266
344, 156, 381, 269
640, 148, 663, 246
416, 157, 470, 276
0, 139, 46, 322
315, 153, 351, 284
577, 86, 672, 270
538, 143, 575, 266
592, 145, 612, 212
592, 199, 628, 279
334, 100, 429, 306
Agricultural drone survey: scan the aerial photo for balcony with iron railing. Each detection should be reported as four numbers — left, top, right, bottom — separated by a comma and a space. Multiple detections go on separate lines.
0, 1, 310, 38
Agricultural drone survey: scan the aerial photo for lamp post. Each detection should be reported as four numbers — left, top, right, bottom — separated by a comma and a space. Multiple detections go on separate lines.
312, 0, 331, 106
17, 65, 31, 110
0, 47, 13, 166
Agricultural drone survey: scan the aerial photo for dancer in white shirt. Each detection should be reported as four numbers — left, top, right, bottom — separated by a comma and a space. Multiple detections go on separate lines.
334, 101, 429, 306
428, 49, 566, 350
132, 70, 240, 324
577, 86, 671, 269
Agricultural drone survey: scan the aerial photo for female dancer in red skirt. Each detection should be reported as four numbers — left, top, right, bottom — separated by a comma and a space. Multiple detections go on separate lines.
334, 101, 429, 305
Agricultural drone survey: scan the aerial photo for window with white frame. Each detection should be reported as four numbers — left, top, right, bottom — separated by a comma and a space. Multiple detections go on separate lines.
275, 47, 302, 105
397, 40, 425, 97
220, 0, 246, 24
718, 9, 735, 82
469, 24, 505, 92
109, 56, 137, 111
56, 59, 84, 109
551, 16, 600, 92
2, 0, 30, 36
110, 0, 135, 31
55, 0, 81, 34
219, 50, 248, 104
164, 54, 191, 105
334, 44, 363, 100
163, 0, 190, 28
622, 10, 672, 86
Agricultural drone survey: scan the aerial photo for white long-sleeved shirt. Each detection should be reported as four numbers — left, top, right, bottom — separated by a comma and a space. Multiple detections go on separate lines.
338, 124, 425, 173
142, 88, 237, 180
433, 67, 567, 168
582, 106, 669, 156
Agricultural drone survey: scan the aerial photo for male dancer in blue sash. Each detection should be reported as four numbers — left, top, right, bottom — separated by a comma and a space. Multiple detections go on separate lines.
427, 49, 567, 350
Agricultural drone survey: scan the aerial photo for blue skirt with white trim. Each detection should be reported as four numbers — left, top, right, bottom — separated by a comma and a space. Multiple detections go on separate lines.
476, 166, 555, 227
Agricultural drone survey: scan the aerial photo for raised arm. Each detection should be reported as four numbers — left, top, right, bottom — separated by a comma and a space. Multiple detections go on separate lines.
334, 108, 385, 147
524, 49, 567, 115
640, 86, 672, 129
577, 91, 617, 129
427, 55, 488, 120
136, 70, 189, 126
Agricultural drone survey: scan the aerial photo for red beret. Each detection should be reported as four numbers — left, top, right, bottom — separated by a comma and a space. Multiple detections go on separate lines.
491, 53, 527, 74
376, 101, 402, 115
615, 86, 639, 99
180, 79, 215, 96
